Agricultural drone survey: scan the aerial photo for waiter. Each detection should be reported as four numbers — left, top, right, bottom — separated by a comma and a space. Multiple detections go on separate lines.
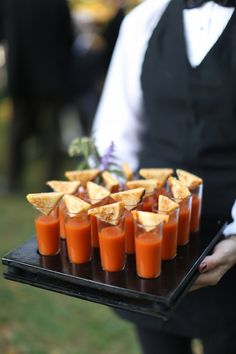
93, 1, 236, 353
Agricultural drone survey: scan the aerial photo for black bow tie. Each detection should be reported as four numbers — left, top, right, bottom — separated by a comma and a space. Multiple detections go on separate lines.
184, 0, 236, 9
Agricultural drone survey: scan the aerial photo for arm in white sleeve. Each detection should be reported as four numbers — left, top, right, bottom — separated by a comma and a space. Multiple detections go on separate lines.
224, 200, 236, 236
92, 20, 143, 171
92, 0, 169, 172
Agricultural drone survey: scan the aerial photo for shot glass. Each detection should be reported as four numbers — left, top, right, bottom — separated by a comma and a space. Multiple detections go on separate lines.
58, 200, 66, 239
65, 211, 92, 264
89, 196, 110, 248
34, 207, 60, 256
97, 216, 125, 272
134, 221, 163, 279
190, 184, 203, 233
176, 195, 192, 246
157, 208, 179, 260
142, 192, 157, 212
124, 208, 135, 254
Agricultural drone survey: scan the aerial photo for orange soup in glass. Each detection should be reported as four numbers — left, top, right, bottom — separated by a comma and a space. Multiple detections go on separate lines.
98, 216, 125, 272
65, 212, 91, 264
59, 201, 66, 239
89, 197, 111, 248
134, 222, 163, 279
158, 208, 179, 260
35, 208, 60, 256
190, 184, 203, 233
176, 195, 192, 246
124, 209, 136, 254
142, 192, 157, 212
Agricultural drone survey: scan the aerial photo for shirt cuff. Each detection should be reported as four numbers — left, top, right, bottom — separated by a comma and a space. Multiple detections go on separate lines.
223, 200, 236, 237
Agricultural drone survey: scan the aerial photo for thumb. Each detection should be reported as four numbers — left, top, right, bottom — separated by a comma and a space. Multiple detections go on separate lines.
199, 254, 220, 273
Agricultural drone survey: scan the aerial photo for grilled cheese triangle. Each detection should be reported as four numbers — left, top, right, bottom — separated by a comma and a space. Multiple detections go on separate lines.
102, 171, 119, 191
122, 162, 133, 181
168, 176, 191, 200
158, 195, 179, 212
111, 187, 145, 211
126, 179, 162, 195
88, 202, 125, 225
64, 194, 90, 215
139, 168, 173, 185
176, 169, 203, 190
46, 180, 80, 194
87, 181, 110, 204
26, 192, 63, 216
65, 169, 100, 187
132, 210, 169, 232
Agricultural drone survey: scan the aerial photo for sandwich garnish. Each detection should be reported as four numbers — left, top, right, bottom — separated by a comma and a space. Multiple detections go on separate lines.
46, 180, 81, 194
87, 181, 110, 204
102, 171, 119, 191
64, 194, 91, 216
122, 162, 133, 181
139, 168, 173, 184
26, 192, 64, 216
126, 179, 162, 195
176, 169, 203, 190
88, 202, 125, 225
111, 188, 145, 211
168, 176, 191, 200
158, 195, 179, 213
65, 169, 100, 187
132, 210, 169, 232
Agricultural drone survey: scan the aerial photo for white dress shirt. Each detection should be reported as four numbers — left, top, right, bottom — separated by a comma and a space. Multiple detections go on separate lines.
92, 0, 236, 234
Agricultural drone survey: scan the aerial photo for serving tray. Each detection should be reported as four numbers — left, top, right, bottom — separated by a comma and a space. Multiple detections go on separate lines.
2, 218, 226, 320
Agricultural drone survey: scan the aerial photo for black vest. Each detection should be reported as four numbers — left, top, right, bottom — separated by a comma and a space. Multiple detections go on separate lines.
140, 0, 236, 219
116, 0, 236, 335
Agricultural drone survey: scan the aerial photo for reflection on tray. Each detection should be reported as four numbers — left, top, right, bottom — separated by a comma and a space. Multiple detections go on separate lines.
2, 219, 226, 320
38, 227, 202, 297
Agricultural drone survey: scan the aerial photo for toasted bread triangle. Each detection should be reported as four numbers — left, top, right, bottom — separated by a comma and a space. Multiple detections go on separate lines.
26, 192, 63, 216
87, 181, 110, 204
111, 188, 145, 211
122, 162, 133, 181
126, 179, 162, 195
168, 177, 191, 200
88, 202, 125, 225
102, 171, 119, 191
176, 169, 203, 190
65, 169, 100, 187
64, 194, 90, 215
46, 180, 80, 194
132, 211, 169, 232
158, 195, 179, 212
139, 168, 173, 184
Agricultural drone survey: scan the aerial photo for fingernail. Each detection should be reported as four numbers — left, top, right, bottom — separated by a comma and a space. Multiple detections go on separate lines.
199, 262, 207, 273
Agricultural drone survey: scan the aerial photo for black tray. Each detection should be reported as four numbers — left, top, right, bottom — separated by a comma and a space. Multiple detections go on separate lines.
2, 219, 226, 320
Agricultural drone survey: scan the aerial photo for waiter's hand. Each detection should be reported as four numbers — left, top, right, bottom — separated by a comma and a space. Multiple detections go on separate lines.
191, 236, 236, 291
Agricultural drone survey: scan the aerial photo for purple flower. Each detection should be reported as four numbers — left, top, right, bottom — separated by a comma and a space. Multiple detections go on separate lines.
99, 141, 115, 171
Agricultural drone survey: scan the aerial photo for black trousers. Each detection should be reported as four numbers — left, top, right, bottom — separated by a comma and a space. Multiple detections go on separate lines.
136, 326, 236, 354
8, 96, 61, 191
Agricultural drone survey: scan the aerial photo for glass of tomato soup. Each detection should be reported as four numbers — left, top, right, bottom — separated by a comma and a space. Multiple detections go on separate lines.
142, 191, 157, 212
97, 216, 125, 272
89, 197, 111, 249
157, 207, 179, 261
34, 207, 60, 256
58, 200, 66, 240
65, 211, 92, 264
190, 184, 203, 233
175, 195, 192, 246
134, 221, 163, 279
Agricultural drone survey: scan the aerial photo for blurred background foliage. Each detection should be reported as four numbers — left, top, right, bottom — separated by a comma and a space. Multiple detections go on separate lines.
0, 1, 141, 353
